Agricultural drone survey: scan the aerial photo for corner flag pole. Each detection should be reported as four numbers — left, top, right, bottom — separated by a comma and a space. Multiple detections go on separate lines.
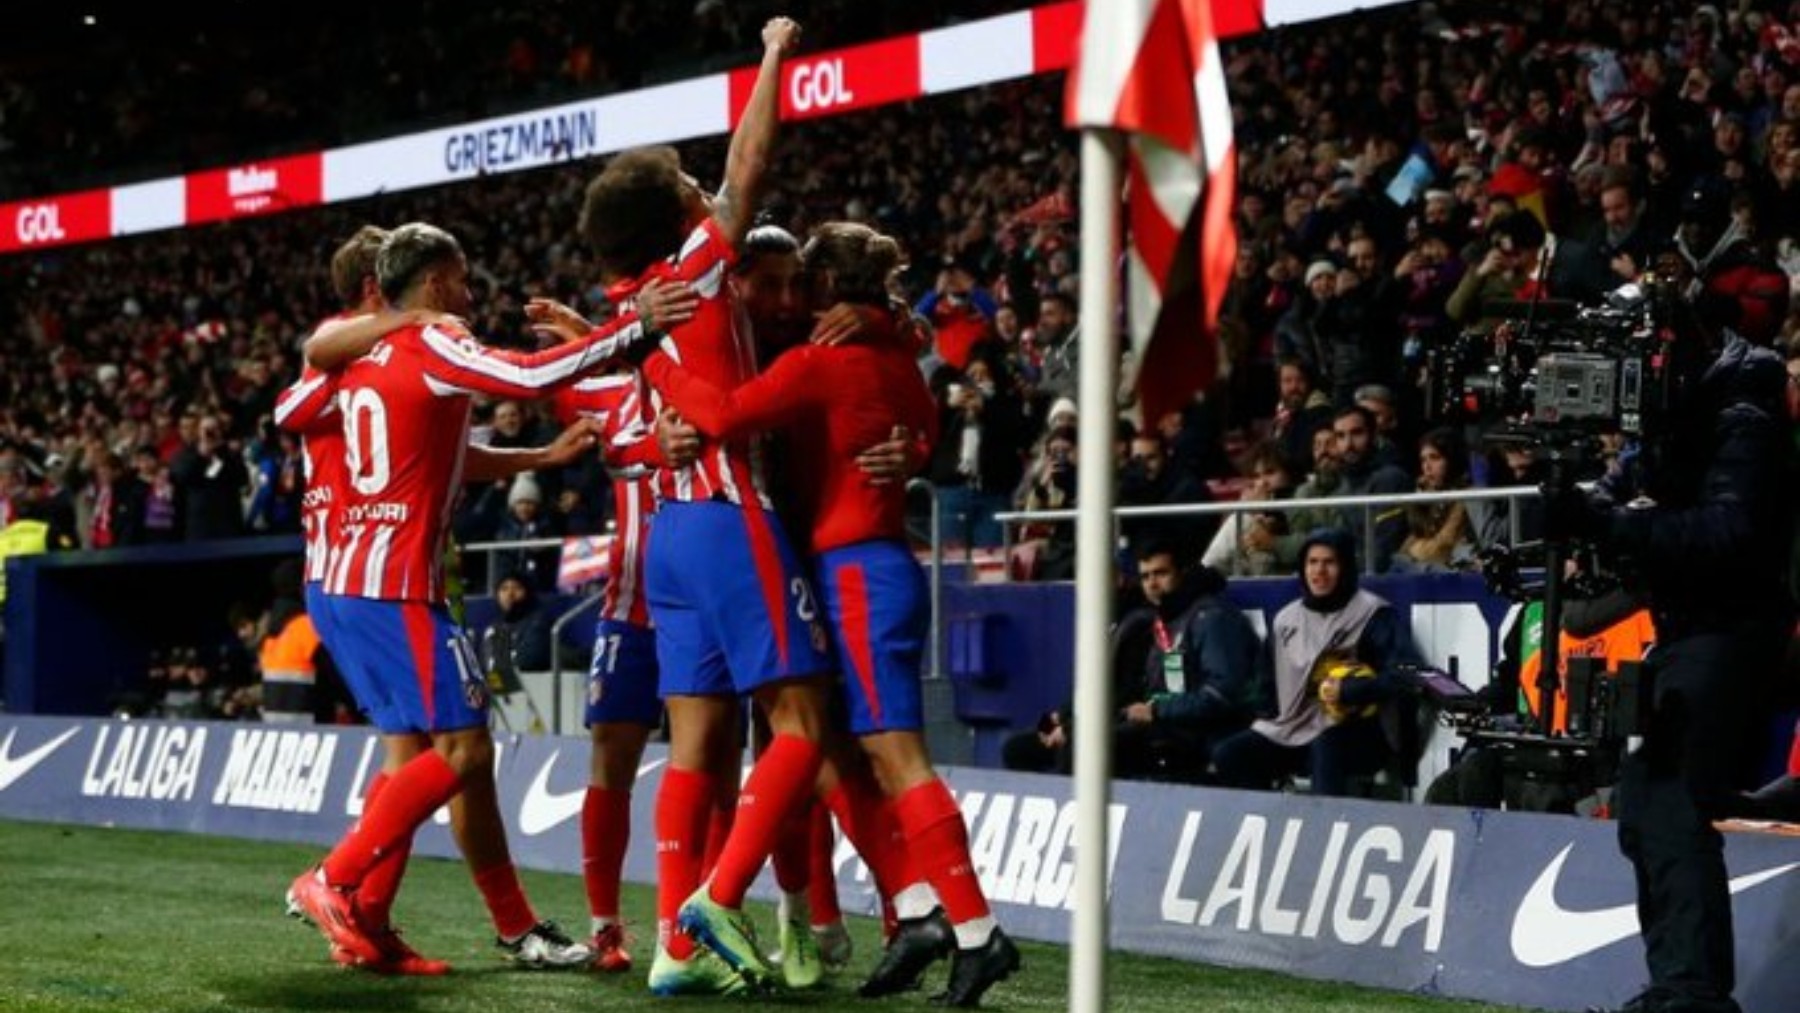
1070, 127, 1122, 1013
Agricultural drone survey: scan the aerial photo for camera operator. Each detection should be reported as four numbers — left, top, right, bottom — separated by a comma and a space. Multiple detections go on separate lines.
1545, 281, 1794, 1013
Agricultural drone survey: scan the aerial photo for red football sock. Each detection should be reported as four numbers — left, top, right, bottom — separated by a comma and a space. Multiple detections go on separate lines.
771, 798, 816, 895
807, 802, 842, 924
581, 786, 632, 922
821, 767, 919, 902
322, 751, 459, 889
655, 766, 715, 959
894, 778, 990, 926
355, 772, 412, 928
472, 861, 539, 940
700, 795, 735, 882
707, 734, 821, 908
1788, 719, 1800, 776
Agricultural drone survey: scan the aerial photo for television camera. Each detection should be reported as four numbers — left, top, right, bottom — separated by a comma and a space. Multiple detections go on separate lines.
1421, 276, 1686, 744
1423, 277, 1683, 447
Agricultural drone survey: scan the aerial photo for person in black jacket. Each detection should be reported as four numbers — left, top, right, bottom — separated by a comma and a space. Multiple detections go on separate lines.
927, 341, 1029, 548
1113, 544, 1259, 783
479, 572, 554, 676
1549, 298, 1795, 1013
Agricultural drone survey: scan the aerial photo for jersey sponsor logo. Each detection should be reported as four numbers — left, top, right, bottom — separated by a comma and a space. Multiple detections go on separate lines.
519, 752, 667, 836
1160, 812, 1455, 953
80, 724, 207, 802
0, 727, 81, 792
211, 728, 338, 814
1508, 843, 1800, 968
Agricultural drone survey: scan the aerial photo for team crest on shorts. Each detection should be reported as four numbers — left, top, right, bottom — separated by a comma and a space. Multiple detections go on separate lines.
589, 678, 605, 706
463, 672, 490, 710
810, 621, 828, 654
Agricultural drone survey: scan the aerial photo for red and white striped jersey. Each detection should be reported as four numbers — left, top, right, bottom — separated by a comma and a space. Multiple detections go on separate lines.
324, 316, 646, 602
635, 218, 772, 510
273, 363, 347, 585
551, 375, 658, 628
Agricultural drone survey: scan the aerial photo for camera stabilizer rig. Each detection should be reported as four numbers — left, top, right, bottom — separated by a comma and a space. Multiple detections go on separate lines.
1426, 272, 1683, 737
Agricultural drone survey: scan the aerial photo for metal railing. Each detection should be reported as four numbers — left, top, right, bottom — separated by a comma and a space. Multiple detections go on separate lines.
991, 484, 1543, 576
908, 477, 945, 681
460, 536, 566, 593
455, 482, 1542, 735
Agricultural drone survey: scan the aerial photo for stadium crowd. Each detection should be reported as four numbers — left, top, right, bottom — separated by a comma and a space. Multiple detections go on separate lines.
6, 1, 1800, 589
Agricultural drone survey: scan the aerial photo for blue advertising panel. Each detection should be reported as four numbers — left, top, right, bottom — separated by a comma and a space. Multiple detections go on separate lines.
3, 714, 1796, 1012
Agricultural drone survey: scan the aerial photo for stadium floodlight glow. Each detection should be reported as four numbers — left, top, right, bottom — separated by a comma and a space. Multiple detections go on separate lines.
83, 14, 97, 25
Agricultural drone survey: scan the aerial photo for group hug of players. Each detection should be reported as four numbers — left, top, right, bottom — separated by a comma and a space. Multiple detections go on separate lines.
272, 17, 1020, 1007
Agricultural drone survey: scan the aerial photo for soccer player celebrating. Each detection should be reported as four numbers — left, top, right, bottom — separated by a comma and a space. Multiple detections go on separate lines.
277, 226, 670, 973
540, 367, 662, 974
643, 222, 1021, 1007
575, 16, 842, 995
284, 221, 682, 970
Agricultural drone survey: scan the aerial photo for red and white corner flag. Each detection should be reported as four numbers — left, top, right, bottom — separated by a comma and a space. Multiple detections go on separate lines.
1067, 0, 1238, 426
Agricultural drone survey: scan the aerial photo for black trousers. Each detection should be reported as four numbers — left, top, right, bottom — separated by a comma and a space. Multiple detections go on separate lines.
1616, 628, 1782, 1002
1211, 717, 1389, 797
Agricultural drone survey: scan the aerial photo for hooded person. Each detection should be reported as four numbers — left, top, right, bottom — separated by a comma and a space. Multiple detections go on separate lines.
1211, 529, 1420, 796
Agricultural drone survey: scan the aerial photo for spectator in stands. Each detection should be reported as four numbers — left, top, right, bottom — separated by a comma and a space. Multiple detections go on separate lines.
170, 416, 248, 541
1114, 543, 1259, 784
1030, 293, 1079, 404
1682, 176, 1791, 345
1014, 424, 1078, 581
83, 448, 146, 549
1592, 167, 1662, 282
1213, 529, 1418, 797
495, 472, 563, 592
1469, 444, 1546, 550
1490, 208, 1614, 305
1317, 235, 1405, 409
1274, 259, 1336, 379
1393, 427, 1475, 572
246, 424, 305, 535
1352, 383, 1408, 472
1118, 429, 1211, 563
479, 572, 554, 676
1269, 356, 1333, 471
1267, 405, 1411, 573
927, 342, 1028, 549
915, 256, 997, 371
131, 446, 180, 544
1202, 440, 1295, 578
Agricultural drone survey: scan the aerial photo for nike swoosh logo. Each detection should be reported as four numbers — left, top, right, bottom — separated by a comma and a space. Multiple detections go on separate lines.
517, 752, 668, 836
0, 727, 81, 792
1510, 843, 1800, 968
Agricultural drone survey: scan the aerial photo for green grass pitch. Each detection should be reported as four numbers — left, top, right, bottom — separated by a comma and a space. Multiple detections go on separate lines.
0, 818, 1526, 1012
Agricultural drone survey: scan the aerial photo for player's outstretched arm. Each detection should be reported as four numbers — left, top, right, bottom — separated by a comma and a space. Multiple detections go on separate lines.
462, 417, 604, 483
714, 17, 800, 244
302, 308, 449, 370
420, 282, 694, 399
641, 343, 820, 439
525, 278, 695, 345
